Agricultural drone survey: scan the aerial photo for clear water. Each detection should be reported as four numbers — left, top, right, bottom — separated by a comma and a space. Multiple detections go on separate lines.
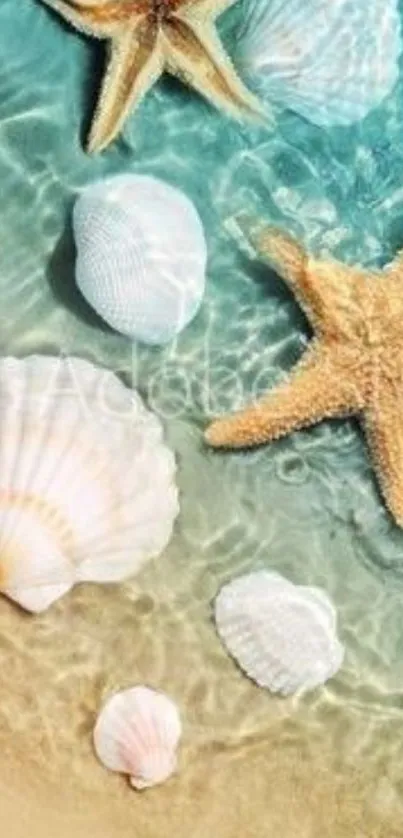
1, 1, 403, 835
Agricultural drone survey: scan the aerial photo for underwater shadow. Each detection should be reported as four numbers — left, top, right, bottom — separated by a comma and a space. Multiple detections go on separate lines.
43, 7, 106, 155
46, 221, 115, 334
235, 248, 312, 337
80, 46, 105, 150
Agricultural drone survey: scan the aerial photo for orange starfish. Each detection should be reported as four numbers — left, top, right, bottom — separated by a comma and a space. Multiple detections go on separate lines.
205, 221, 403, 526
39, 0, 262, 152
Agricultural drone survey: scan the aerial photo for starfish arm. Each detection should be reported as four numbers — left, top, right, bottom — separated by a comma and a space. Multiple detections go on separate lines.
162, 17, 264, 121
205, 348, 361, 449
39, 0, 127, 37
247, 225, 363, 337
365, 379, 403, 526
87, 20, 163, 152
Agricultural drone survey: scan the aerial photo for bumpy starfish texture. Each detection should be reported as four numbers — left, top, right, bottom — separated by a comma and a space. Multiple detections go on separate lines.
205, 223, 403, 526
39, 0, 263, 152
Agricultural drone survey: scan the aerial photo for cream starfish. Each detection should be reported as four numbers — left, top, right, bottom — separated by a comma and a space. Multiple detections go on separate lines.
39, 0, 263, 152
205, 222, 403, 526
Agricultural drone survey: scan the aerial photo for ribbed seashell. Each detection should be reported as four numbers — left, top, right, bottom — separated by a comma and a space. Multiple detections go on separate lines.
74, 175, 207, 346
0, 356, 179, 613
237, 0, 401, 126
93, 686, 182, 790
215, 571, 344, 695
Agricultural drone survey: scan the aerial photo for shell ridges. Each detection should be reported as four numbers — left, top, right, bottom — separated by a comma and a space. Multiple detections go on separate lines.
93, 686, 182, 790
74, 175, 207, 346
238, 0, 401, 126
215, 570, 344, 695
0, 356, 179, 613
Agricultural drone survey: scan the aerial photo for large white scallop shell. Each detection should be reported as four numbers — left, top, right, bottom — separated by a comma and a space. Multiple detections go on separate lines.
0, 356, 179, 613
74, 175, 207, 345
237, 0, 401, 126
214, 571, 344, 695
94, 686, 182, 790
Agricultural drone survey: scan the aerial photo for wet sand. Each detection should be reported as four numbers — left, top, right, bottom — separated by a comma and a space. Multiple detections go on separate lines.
2, 750, 403, 838
0, 532, 402, 837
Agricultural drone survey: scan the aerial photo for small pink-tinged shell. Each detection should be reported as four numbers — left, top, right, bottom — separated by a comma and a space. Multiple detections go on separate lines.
93, 686, 181, 790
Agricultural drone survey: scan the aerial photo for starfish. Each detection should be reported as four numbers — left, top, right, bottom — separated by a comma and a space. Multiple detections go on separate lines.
205, 222, 403, 526
38, 0, 263, 153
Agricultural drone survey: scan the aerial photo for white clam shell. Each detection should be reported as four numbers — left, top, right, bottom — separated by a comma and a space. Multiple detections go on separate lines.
215, 571, 344, 695
237, 0, 401, 126
94, 686, 182, 790
0, 356, 179, 613
74, 175, 207, 345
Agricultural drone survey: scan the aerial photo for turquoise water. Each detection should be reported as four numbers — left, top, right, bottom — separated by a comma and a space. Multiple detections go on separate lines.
1, 0, 403, 832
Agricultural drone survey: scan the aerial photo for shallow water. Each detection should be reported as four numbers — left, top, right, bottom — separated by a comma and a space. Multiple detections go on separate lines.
1, 1, 403, 835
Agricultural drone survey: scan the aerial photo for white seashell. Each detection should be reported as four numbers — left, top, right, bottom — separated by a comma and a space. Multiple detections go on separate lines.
93, 686, 182, 789
237, 0, 401, 126
0, 356, 179, 613
214, 571, 344, 695
74, 175, 207, 346
298, 585, 338, 633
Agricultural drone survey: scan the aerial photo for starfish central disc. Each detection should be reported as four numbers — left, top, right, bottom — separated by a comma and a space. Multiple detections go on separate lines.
38, 0, 264, 152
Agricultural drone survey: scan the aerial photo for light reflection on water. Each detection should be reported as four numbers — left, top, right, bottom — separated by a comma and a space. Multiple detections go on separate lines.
0, 0, 403, 832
